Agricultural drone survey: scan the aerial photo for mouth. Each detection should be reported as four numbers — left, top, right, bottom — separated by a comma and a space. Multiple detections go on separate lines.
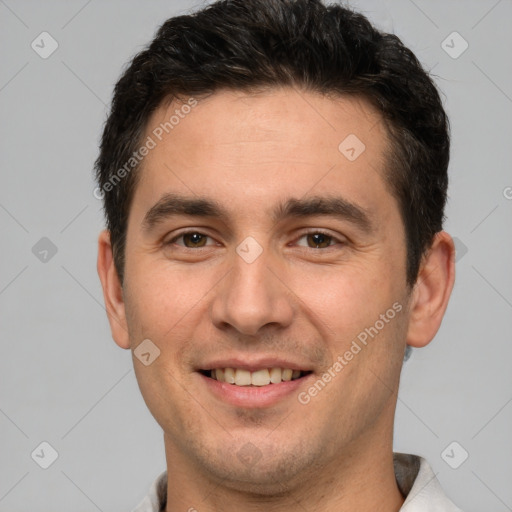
198, 367, 313, 386
195, 358, 316, 408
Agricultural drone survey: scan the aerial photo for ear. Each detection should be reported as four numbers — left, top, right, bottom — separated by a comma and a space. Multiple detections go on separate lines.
97, 230, 131, 349
406, 231, 456, 348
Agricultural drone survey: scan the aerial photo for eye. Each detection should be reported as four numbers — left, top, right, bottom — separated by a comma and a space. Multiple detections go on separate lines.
295, 230, 343, 249
166, 231, 216, 248
165, 230, 344, 251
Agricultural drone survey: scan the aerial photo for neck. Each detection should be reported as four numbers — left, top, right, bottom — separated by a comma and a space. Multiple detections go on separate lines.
163, 425, 404, 512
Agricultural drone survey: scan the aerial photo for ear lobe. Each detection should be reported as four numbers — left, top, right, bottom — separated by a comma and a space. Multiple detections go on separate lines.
406, 231, 456, 348
97, 230, 131, 349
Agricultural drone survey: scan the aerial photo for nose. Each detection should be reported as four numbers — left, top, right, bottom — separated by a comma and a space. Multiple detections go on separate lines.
210, 245, 294, 337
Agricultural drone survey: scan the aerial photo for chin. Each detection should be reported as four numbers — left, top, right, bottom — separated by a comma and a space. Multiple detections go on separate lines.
193, 437, 317, 495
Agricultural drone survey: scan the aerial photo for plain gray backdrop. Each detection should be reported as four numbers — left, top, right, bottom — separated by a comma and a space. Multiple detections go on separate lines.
1, 0, 511, 510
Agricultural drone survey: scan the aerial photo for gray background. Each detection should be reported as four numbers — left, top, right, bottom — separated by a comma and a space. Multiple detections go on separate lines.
1, 0, 511, 510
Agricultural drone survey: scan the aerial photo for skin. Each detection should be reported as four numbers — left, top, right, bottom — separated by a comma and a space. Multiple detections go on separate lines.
97, 87, 455, 511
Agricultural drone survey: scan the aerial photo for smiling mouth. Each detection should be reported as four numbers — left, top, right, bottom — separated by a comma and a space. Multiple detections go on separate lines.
199, 368, 312, 386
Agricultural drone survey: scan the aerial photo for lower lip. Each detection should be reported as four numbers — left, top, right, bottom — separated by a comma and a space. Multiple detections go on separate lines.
198, 372, 311, 408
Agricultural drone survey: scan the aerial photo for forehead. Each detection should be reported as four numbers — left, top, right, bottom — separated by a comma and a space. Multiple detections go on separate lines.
132, 87, 394, 224
147, 87, 387, 161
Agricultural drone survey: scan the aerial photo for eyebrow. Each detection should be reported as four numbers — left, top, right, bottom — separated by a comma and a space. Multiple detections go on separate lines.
142, 192, 374, 234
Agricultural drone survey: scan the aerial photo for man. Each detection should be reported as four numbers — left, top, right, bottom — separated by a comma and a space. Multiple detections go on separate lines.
95, 0, 461, 510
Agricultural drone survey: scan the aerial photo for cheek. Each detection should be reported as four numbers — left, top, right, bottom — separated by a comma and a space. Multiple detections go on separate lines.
133, 357, 198, 439
287, 259, 398, 344
124, 258, 213, 339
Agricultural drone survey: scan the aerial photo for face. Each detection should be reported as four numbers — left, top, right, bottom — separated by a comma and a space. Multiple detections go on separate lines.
112, 88, 415, 490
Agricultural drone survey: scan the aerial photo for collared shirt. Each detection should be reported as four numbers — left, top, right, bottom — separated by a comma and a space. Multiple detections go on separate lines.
131, 452, 463, 512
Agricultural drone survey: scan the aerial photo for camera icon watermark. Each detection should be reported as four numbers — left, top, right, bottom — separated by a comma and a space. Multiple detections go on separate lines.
452, 237, 468, 262
237, 442, 262, 467
31, 441, 59, 469
338, 134, 366, 161
441, 31, 468, 59
31, 31, 59, 59
32, 237, 58, 263
441, 441, 469, 469
134, 339, 161, 366
236, 236, 263, 264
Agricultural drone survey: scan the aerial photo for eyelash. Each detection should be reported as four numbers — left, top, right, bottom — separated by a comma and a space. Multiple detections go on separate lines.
165, 229, 345, 250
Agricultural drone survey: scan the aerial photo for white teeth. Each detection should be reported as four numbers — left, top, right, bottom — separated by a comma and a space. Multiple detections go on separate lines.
269, 367, 282, 384
207, 367, 306, 386
251, 369, 270, 386
224, 367, 235, 384
282, 369, 293, 381
235, 369, 252, 386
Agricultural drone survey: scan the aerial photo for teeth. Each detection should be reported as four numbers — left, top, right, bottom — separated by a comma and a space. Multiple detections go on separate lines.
207, 367, 306, 386
269, 367, 282, 384
224, 367, 235, 384
282, 368, 293, 381
235, 369, 252, 386
251, 369, 270, 386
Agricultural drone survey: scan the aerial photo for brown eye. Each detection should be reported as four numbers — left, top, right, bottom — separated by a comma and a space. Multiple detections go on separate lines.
306, 232, 333, 248
182, 232, 208, 247
167, 231, 212, 248
296, 231, 339, 249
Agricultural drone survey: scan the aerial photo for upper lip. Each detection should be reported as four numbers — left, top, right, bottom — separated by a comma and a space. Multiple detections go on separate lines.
197, 357, 313, 373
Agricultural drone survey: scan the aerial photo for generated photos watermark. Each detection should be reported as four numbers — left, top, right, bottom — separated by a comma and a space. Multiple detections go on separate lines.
298, 301, 403, 405
93, 97, 198, 200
